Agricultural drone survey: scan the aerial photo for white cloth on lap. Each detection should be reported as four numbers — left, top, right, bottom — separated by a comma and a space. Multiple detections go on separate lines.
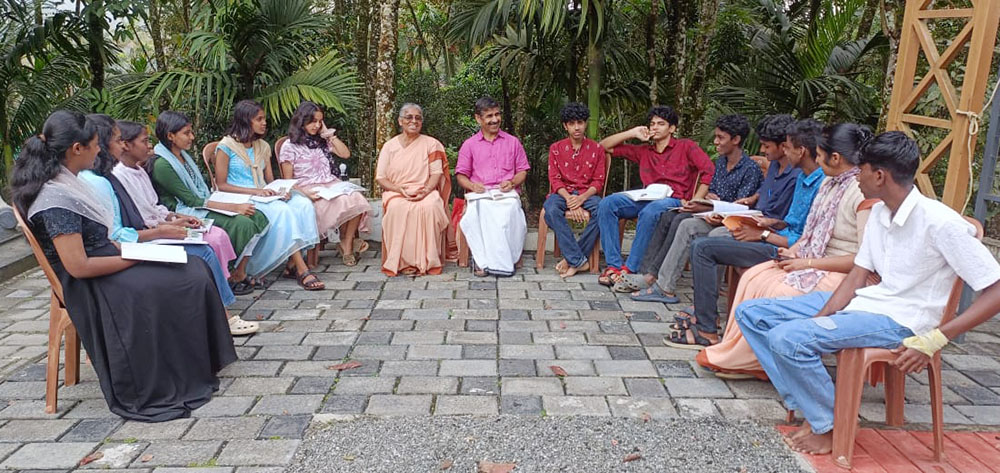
460, 198, 526, 275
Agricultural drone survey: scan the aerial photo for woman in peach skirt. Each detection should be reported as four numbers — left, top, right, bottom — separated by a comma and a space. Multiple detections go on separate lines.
280, 102, 370, 266
375, 103, 452, 276
697, 123, 878, 379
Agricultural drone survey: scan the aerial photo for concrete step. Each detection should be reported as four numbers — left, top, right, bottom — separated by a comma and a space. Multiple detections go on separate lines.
0, 228, 37, 283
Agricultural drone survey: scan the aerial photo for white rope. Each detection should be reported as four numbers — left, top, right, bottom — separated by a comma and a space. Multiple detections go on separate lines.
955, 76, 1000, 213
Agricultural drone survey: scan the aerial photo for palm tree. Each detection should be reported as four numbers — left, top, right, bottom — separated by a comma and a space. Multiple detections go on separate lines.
116, 0, 360, 124
710, 0, 886, 124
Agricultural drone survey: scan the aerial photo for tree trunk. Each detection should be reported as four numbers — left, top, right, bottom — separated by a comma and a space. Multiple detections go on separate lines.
646, 0, 659, 104
877, 0, 904, 131
33, 0, 42, 25
180, 0, 191, 33
856, 0, 879, 40
670, 0, 689, 108
680, 0, 720, 135
148, 0, 167, 73
372, 0, 401, 193
85, 0, 106, 91
586, 31, 604, 139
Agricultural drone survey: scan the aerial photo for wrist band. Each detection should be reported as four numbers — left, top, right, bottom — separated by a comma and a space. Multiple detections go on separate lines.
902, 328, 949, 357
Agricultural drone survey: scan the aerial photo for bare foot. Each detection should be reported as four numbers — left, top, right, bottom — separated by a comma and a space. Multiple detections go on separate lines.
643, 274, 656, 287
789, 430, 833, 455
560, 261, 590, 278
555, 259, 569, 274
783, 421, 812, 446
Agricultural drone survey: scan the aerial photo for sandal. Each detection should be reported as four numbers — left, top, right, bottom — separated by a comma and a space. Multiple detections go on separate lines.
281, 266, 297, 280
663, 326, 716, 350
612, 274, 641, 293
297, 271, 325, 291
354, 239, 370, 254
250, 277, 269, 290
630, 284, 680, 303
229, 279, 254, 296
670, 307, 695, 330
472, 260, 488, 278
228, 316, 259, 336
342, 252, 358, 267
598, 267, 624, 287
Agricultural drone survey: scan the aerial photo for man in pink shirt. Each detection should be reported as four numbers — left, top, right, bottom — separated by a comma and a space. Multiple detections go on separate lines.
456, 97, 531, 277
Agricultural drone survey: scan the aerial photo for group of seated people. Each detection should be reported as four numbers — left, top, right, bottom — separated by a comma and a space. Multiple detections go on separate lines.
9, 97, 1000, 464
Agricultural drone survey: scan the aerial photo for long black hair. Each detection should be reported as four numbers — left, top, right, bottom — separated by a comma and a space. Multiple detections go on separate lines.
117, 120, 146, 142
226, 99, 265, 143
9, 110, 97, 215
287, 101, 326, 148
819, 123, 873, 166
154, 111, 191, 150
86, 114, 117, 176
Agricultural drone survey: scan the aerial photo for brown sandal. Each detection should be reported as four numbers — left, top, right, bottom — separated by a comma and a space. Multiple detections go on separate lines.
342, 252, 358, 266
297, 271, 325, 291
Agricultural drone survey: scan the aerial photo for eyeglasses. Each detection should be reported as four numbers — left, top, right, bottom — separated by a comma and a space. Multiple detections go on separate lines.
402, 115, 423, 122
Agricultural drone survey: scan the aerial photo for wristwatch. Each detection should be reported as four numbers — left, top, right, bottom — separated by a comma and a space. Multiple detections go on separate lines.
760, 229, 771, 242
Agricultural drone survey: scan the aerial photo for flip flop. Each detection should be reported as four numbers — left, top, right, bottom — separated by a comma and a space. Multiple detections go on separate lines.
663, 326, 716, 350
630, 285, 680, 304
297, 270, 325, 291
612, 276, 640, 293
229, 279, 254, 296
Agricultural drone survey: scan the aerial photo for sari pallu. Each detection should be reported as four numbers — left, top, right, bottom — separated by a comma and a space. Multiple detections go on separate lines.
377, 134, 452, 276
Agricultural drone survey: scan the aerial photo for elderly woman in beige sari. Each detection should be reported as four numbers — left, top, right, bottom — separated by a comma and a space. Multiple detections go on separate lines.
376, 103, 452, 276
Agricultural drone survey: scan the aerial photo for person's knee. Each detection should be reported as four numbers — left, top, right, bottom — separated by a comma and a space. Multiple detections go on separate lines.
767, 320, 815, 359
543, 196, 564, 217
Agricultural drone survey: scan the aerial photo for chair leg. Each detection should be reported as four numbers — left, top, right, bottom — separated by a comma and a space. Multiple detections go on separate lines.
64, 319, 80, 386
457, 229, 469, 267
536, 210, 548, 269
589, 241, 601, 274
832, 350, 867, 470
928, 357, 946, 462
884, 364, 906, 427
45, 297, 61, 414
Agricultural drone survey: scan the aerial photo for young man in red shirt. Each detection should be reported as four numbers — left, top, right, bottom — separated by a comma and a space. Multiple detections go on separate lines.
543, 102, 607, 278
596, 105, 715, 286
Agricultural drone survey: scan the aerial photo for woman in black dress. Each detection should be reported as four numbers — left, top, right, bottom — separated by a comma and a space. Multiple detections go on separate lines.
9, 110, 237, 422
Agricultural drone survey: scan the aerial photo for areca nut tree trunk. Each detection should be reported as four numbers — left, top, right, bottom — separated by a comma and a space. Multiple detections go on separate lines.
373, 0, 401, 194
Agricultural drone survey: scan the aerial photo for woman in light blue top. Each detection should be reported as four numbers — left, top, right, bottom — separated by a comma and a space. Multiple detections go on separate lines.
213, 100, 323, 290
77, 115, 261, 335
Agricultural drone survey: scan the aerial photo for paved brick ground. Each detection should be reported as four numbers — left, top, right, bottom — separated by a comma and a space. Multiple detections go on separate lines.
0, 248, 997, 471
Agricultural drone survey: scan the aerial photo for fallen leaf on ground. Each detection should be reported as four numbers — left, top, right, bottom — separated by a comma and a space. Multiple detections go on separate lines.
611, 439, 619, 446
139, 454, 153, 463
623, 453, 642, 462
559, 321, 567, 329
79, 451, 104, 466
640, 412, 651, 423
623, 312, 633, 319
549, 365, 568, 377
328, 361, 362, 371
478, 461, 516, 473
439, 459, 454, 470
344, 454, 356, 461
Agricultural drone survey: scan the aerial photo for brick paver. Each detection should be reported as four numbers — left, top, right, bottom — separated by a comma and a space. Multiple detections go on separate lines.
0, 248, 998, 470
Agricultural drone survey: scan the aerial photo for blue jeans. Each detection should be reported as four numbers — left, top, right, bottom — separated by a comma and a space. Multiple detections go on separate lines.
184, 244, 236, 306
543, 194, 601, 267
690, 235, 777, 334
597, 193, 682, 271
736, 291, 913, 434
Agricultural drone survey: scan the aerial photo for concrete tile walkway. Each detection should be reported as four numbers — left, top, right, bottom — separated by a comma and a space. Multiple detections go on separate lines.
0, 249, 997, 471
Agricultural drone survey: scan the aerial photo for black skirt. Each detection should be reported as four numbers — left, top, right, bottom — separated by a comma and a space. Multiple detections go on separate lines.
57, 242, 237, 422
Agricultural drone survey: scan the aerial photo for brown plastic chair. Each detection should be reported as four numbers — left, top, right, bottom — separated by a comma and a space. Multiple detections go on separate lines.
274, 136, 289, 179
12, 208, 81, 414
535, 155, 612, 274
201, 141, 220, 190
830, 216, 983, 469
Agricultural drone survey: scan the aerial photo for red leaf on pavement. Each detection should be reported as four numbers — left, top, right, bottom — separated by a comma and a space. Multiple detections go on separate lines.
139, 454, 154, 463
558, 321, 567, 329
79, 451, 104, 466
611, 439, 619, 446
328, 361, 362, 371
478, 461, 516, 473
440, 459, 454, 470
640, 412, 651, 423
623, 453, 642, 463
549, 365, 568, 377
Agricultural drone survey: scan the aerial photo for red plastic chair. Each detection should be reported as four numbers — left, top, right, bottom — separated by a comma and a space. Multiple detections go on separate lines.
830, 216, 983, 469
13, 208, 81, 414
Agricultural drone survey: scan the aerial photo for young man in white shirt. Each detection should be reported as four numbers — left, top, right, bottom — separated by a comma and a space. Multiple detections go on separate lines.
736, 131, 1000, 455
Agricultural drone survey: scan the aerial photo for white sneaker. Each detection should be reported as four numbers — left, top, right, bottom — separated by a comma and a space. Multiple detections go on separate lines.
228, 316, 259, 336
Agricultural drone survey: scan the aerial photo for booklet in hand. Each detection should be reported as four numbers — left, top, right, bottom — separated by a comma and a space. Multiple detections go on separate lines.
621, 183, 673, 202
120, 242, 188, 263
693, 200, 761, 219
722, 215, 770, 231
465, 189, 519, 201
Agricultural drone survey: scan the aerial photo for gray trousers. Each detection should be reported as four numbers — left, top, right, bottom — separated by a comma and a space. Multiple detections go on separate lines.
656, 218, 730, 293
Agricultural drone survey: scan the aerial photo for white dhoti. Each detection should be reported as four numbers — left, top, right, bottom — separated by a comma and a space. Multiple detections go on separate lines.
460, 198, 526, 276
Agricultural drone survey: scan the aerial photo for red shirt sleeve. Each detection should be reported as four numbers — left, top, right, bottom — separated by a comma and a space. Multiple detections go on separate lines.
590, 146, 607, 194
611, 143, 642, 164
548, 144, 567, 194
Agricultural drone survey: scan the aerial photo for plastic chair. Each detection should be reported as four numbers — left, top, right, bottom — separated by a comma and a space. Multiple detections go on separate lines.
201, 141, 219, 190
535, 155, 612, 274
274, 136, 289, 179
12, 208, 81, 414
830, 216, 983, 469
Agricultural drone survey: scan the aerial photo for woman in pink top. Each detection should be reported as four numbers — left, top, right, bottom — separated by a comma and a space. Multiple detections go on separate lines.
280, 102, 370, 266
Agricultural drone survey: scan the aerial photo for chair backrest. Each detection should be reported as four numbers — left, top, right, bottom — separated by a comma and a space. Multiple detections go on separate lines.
201, 141, 219, 191
12, 207, 66, 306
940, 216, 985, 326
601, 152, 614, 197
274, 136, 288, 179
